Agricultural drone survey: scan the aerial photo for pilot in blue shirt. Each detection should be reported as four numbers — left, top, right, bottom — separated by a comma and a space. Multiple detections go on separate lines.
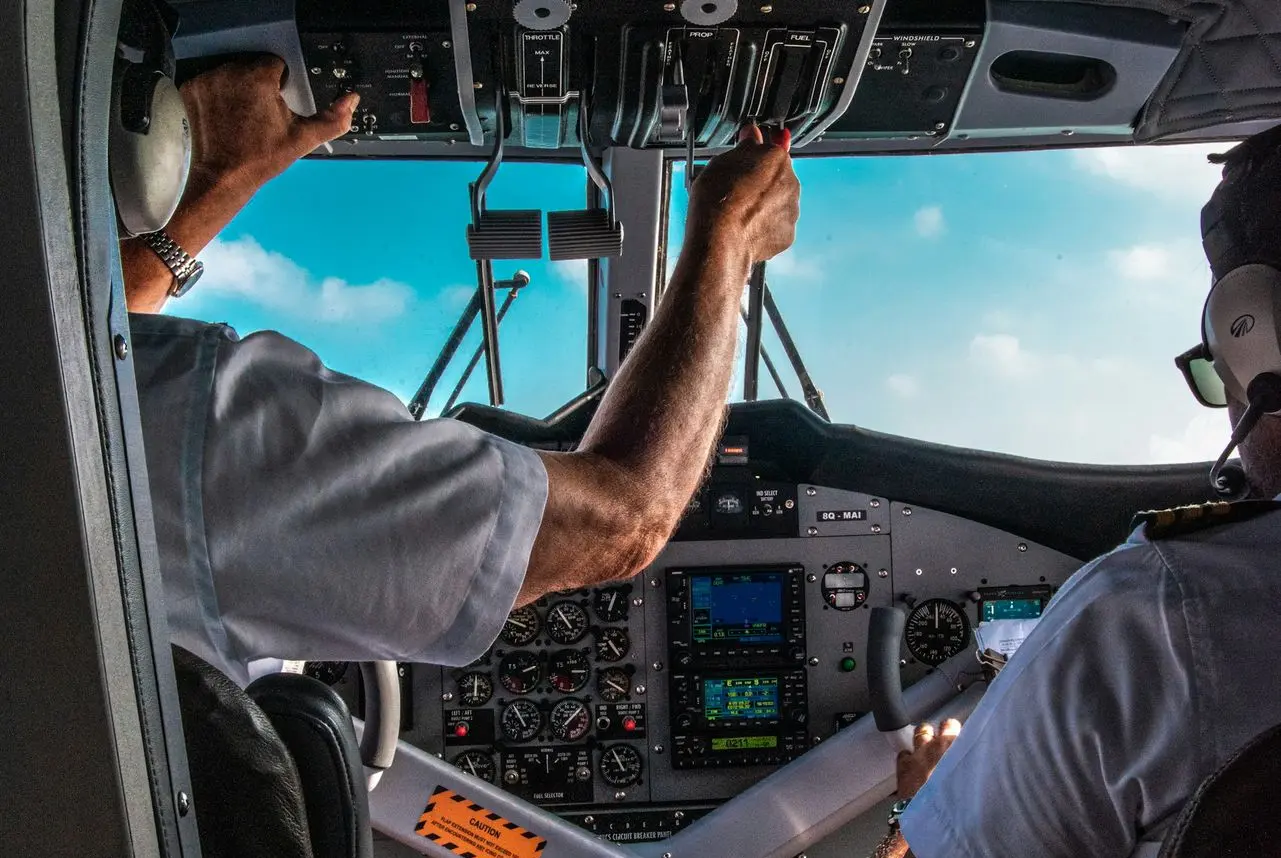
894, 127, 1281, 858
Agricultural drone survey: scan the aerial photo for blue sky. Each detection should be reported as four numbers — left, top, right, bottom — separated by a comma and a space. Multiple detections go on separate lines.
171, 142, 1232, 465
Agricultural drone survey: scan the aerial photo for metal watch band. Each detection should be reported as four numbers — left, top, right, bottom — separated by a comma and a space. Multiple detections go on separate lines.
887, 798, 911, 830
142, 231, 204, 298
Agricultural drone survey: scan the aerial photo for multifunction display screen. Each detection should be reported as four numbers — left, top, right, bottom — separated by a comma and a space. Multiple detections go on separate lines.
690, 572, 785, 645
702, 677, 780, 721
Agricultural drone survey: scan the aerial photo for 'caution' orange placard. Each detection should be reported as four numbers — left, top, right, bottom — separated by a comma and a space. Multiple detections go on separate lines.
415, 786, 547, 858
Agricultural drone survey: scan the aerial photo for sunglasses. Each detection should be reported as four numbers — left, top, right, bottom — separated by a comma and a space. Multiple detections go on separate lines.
1175, 344, 1228, 408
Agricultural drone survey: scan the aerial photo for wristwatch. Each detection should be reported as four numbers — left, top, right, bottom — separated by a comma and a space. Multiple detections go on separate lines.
142, 231, 204, 298
887, 798, 912, 831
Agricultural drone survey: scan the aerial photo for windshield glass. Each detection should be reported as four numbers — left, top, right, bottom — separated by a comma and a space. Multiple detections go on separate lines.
668, 144, 1232, 465
170, 160, 590, 418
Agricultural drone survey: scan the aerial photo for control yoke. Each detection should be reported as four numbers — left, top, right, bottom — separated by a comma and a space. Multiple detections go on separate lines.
867, 606, 915, 752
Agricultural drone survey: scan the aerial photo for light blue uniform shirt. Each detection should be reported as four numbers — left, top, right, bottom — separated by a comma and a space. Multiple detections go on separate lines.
130, 313, 549, 686
903, 500, 1281, 857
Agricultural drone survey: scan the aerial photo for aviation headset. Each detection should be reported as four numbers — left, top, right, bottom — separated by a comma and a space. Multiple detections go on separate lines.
109, 0, 191, 238
1197, 125, 1281, 492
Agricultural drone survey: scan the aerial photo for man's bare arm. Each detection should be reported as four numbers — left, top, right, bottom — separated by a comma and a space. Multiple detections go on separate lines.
122, 56, 356, 312
520, 128, 799, 604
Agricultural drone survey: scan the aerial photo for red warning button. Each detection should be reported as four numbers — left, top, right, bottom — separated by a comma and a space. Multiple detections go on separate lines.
622, 716, 637, 732
453, 722, 469, 738
410, 73, 430, 124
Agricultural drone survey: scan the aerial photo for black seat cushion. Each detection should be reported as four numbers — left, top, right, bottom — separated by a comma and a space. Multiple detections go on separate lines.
248, 672, 374, 858
1160, 722, 1281, 857
172, 646, 314, 858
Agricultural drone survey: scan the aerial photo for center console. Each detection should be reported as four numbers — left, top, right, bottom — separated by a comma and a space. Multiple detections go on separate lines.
665, 567, 809, 769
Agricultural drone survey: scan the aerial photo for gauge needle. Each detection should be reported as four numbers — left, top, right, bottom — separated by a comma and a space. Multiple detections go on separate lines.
610, 749, 624, 770
555, 608, 572, 629
515, 707, 528, 727
608, 639, 622, 656
607, 679, 628, 694
466, 759, 478, 777
508, 617, 530, 629
934, 604, 938, 626
607, 592, 617, 612
522, 664, 538, 675
472, 676, 480, 697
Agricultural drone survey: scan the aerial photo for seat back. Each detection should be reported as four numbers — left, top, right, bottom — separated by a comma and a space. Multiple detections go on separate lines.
172, 646, 315, 858
173, 647, 373, 858
248, 672, 374, 858
1158, 722, 1281, 857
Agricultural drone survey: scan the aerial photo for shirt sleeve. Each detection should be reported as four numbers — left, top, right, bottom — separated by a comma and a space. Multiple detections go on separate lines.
900, 540, 1200, 858
199, 328, 548, 674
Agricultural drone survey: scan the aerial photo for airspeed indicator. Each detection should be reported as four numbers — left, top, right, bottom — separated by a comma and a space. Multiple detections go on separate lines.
904, 598, 971, 666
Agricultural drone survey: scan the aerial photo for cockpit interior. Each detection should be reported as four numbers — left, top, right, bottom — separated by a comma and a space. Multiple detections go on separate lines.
7, 0, 1281, 856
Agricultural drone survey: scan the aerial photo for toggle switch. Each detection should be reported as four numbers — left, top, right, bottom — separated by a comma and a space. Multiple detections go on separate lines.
409, 65, 430, 125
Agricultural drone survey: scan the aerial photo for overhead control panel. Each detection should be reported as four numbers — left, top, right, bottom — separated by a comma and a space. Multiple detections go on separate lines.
176, 0, 1196, 157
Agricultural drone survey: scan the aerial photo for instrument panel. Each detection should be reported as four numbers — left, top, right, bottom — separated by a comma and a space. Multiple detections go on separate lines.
326, 437, 1082, 845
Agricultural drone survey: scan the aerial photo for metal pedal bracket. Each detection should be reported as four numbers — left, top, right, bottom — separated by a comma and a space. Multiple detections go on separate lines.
547, 99, 624, 261
466, 91, 544, 261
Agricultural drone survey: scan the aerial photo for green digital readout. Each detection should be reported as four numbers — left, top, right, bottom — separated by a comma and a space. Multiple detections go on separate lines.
980, 598, 1044, 622
711, 736, 779, 751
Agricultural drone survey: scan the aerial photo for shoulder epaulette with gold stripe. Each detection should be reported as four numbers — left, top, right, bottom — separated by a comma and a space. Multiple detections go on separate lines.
1131, 499, 1281, 540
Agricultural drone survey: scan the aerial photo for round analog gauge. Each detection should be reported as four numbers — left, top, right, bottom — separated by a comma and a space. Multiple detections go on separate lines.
452, 751, 496, 783
593, 587, 630, 623
548, 650, 591, 693
549, 699, 592, 742
904, 598, 972, 666
501, 700, 543, 742
546, 600, 590, 645
303, 661, 350, 686
598, 744, 643, 787
596, 666, 631, 702
456, 671, 493, 707
594, 627, 631, 662
500, 605, 541, 647
498, 651, 542, 695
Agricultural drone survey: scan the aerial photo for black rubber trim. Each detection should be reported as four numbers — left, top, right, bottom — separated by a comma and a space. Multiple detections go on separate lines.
451, 398, 1216, 562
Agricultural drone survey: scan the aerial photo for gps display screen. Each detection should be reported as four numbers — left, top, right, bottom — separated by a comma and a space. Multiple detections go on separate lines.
690, 572, 785, 645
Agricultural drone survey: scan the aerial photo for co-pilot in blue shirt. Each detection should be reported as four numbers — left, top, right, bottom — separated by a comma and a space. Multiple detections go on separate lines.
129, 313, 549, 686
903, 502, 1281, 857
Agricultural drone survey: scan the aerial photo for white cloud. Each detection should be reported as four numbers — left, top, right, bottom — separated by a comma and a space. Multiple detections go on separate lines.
885, 373, 921, 398
1111, 244, 1173, 281
180, 236, 413, 324
1072, 143, 1226, 202
913, 205, 945, 238
551, 258, 590, 291
767, 247, 822, 282
1107, 239, 1211, 311
1149, 411, 1229, 464
969, 333, 1038, 379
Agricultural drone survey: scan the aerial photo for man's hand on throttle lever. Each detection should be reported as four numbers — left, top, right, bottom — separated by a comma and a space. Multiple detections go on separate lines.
875, 719, 963, 858
687, 124, 801, 265
123, 55, 358, 312
520, 125, 799, 606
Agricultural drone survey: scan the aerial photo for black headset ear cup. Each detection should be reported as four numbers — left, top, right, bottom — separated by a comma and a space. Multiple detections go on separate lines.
109, 56, 191, 237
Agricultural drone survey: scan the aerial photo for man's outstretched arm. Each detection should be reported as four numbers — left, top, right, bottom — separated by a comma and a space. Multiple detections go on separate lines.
522, 127, 800, 603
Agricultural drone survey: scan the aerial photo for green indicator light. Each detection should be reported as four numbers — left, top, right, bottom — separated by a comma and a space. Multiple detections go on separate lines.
840, 657, 857, 672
